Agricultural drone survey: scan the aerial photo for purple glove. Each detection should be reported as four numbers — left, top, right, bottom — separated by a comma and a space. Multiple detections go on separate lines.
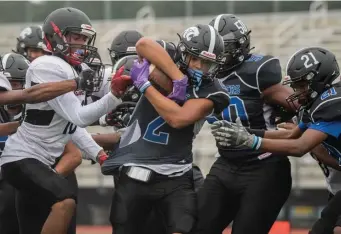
168, 76, 188, 103
129, 59, 151, 93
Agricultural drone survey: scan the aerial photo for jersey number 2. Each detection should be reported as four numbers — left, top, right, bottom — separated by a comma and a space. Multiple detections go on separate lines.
143, 116, 169, 145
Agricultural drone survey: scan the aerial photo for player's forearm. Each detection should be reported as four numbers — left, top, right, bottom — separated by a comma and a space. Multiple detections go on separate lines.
263, 129, 293, 139
261, 138, 310, 157
68, 92, 121, 128
55, 149, 82, 177
0, 121, 20, 136
136, 37, 183, 81
91, 133, 121, 151
144, 86, 189, 128
24, 80, 77, 104
71, 128, 103, 161
311, 145, 341, 171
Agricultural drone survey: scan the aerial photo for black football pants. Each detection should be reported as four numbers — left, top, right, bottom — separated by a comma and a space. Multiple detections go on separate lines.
0, 179, 19, 234
195, 156, 292, 234
110, 168, 197, 234
309, 190, 341, 234
2, 159, 78, 234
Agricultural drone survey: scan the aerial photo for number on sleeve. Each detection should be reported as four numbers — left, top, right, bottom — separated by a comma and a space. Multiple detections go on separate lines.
143, 116, 169, 145
63, 122, 77, 134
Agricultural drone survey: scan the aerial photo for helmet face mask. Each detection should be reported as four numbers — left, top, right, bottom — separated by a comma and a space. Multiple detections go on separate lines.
83, 52, 104, 93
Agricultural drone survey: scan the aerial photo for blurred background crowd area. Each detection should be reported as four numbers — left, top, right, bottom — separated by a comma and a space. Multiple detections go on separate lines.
1, 0, 340, 229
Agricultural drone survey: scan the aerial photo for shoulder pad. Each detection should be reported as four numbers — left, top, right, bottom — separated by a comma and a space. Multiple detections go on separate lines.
235, 54, 281, 91
187, 79, 230, 114
310, 84, 341, 122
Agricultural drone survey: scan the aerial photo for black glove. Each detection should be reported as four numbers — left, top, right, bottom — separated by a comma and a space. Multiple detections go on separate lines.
74, 68, 99, 92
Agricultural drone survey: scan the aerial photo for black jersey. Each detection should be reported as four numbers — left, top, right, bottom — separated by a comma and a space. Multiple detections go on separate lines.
209, 54, 283, 161
101, 79, 230, 175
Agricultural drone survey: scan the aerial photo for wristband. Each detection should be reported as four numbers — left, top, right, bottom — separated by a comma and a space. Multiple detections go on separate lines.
140, 81, 152, 93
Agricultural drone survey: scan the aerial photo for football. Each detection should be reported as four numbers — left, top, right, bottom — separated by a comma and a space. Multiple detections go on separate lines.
149, 64, 173, 96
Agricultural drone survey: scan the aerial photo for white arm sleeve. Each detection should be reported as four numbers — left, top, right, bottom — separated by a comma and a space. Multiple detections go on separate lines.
71, 127, 102, 161
48, 92, 121, 128
29, 57, 122, 127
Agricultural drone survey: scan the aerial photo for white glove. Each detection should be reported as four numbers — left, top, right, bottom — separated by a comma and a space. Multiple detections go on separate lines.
211, 117, 262, 150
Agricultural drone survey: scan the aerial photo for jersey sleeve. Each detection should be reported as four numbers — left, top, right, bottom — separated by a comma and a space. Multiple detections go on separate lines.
190, 79, 230, 114
71, 127, 102, 161
47, 91, 122, 128
0, 72, 12, 91
257, 57, 282, 92
307, 121, 341, 138
310, 87, 341, 122
208, 79, 231, 114
298, 121, 308, 131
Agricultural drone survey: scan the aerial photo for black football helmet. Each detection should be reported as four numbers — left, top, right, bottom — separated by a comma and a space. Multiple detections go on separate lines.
15, 25, 45, 60
108, 30, 143, 66
43, 7, 97, 66
209, 14, 252, 73
1, 53, 29, 117
284, 47, 340, 109
177, 24, 225, 88
1, 53, 29, 84
156, 40, 179, 62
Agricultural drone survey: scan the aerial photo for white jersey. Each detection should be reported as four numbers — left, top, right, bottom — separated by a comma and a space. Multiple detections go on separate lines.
0, 55, 121, 167
319, 163, 341, 195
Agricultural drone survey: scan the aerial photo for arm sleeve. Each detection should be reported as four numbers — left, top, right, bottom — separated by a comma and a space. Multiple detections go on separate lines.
308, 121, 341, 138
257, 58, 282, 92
71, 127, 102, 161
29, 60, 122, 127
208, 79, 230, 114
47, 91, 121, 128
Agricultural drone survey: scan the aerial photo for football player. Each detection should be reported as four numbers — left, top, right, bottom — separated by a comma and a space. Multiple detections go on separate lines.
277, 117, 341, 234
0, 7, 129, 234
15, 26, 84, 233
212, 47, 341, 234
102, 24, 230, 234
193, 14, 297, 234
15, 25, 45, 62
108, 30, 143, 66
